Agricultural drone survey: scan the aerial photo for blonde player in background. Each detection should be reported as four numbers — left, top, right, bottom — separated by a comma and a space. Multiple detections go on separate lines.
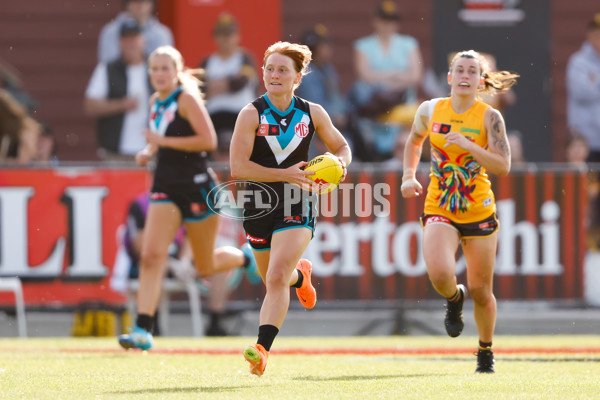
118, 45, 258, 350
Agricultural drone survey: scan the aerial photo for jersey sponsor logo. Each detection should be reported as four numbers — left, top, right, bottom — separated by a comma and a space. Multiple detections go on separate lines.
283, 215, 302, 224
246, 233, 267, 244
258, 124, 280, 136
280, 118, 287, 126
150, 192, 169, 201
190, 202, 206, 214
424, 215, 452, 226
432, 122, 451, 134
479, 219, 497, 231
483, 197, 493, 207
294, 122, 309, 138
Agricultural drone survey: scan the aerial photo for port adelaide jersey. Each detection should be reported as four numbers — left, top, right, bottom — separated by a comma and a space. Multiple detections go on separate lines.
246, 94, 315, 210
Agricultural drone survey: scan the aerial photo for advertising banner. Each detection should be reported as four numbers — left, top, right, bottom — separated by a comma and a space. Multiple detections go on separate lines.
0, 168, 149, 306
0, 166, 588, 307
232, 167, 589, 303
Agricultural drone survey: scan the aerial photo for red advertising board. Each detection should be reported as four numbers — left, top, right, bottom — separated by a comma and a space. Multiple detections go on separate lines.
0, 168, 150, 306
230, 168, 590, 303
0, 166, 589, 307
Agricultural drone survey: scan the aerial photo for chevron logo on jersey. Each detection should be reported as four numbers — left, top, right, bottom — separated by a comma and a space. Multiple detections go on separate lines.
151, 101, 178, 136
259, 109, 311, 165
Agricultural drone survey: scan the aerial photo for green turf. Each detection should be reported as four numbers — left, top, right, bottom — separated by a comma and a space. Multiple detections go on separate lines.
0, 336, 599, 399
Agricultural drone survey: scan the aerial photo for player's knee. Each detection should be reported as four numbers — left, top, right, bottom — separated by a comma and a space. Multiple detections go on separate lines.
193, 258, 215, 277
265, 268, 289, 288
469, 285, 493, 305
427, 268, 455, 289
139, 248, 165, 269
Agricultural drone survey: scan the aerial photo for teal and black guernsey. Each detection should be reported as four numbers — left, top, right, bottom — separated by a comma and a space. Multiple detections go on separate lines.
246, 94, 316, 210
151, 87, 209, 186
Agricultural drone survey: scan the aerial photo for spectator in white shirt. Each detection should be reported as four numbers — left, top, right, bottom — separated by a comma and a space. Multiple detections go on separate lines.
85, 20, 152, 161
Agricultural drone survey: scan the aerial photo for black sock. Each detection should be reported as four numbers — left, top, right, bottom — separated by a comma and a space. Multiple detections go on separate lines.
479, 340, 492, 350
242, 253, 251, 268
210, 311, 222, 327
136, 313, 154, 333
292, 269, 304, 288
257, 324, 279, 351
152, 312, 160, 336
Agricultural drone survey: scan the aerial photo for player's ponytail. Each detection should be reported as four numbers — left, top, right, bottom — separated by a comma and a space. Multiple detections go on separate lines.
177, 68, 204, 102
482, 70, 519, 93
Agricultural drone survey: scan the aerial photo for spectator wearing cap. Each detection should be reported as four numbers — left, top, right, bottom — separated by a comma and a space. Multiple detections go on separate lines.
97, 0, 173, 63
566, 13, 600, 163
347, 0, 423, 162
199, 13, 259, 161
296, 24, 348, 158
85, 20, 153, 161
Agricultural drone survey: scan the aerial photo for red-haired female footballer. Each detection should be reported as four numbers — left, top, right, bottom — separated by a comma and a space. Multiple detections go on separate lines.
230, 41, 351, 376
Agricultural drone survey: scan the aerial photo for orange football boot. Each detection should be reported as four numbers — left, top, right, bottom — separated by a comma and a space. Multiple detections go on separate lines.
243, 344, 269, 376
295, 259, 317, 309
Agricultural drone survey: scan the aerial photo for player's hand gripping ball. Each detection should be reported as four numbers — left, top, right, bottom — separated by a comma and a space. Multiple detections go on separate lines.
304, 153, 345, 194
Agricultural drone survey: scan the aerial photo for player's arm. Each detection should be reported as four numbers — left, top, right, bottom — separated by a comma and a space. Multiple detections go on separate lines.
135, 93, 160, 166
310, 103, 352, 170
229, 105, 315, 187
445, 108, 511, 176
401, 100, 430, 198
146, 91, 217, 152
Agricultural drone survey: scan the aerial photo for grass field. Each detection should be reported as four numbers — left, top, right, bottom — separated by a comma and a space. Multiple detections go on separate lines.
1, 335, 599, 399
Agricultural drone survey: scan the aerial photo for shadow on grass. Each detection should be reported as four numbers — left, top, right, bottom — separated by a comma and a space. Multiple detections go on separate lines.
294, 373, 444, 382
110, 385, 255, 395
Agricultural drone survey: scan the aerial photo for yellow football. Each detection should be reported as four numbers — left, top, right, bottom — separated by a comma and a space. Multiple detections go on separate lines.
304, 153, 344, 194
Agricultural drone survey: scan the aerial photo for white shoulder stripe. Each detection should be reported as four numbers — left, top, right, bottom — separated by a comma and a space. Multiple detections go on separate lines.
428, 98, 442, 119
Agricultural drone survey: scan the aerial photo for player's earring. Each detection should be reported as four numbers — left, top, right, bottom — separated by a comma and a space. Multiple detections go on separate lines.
447, 72, 451, 85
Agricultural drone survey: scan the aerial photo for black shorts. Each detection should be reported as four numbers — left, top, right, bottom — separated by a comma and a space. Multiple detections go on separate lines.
420, 213, 499, 239
150, 172, 217, 222
243, 201, 316, 251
